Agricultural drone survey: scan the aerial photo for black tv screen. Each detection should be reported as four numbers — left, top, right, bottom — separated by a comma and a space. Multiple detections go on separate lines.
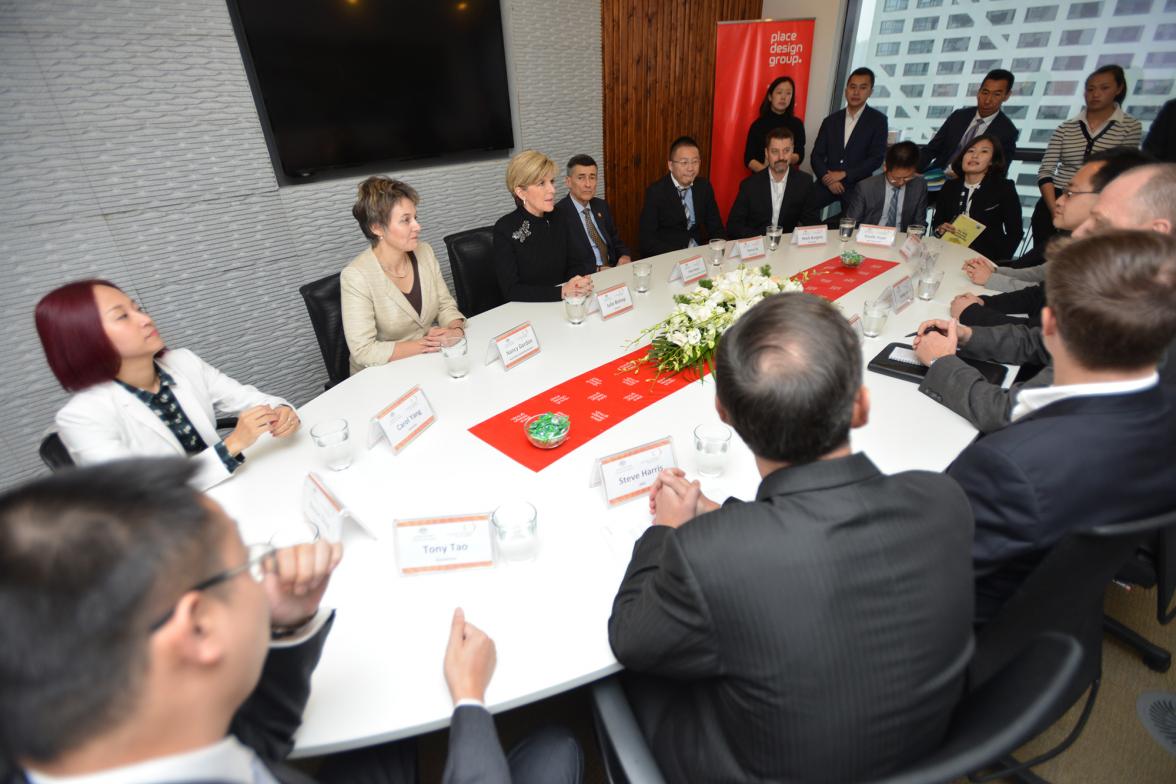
228, 0, 515, 180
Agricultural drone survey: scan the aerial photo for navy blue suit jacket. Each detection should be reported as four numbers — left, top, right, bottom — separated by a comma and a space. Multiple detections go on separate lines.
809, 106, 888, 187
919, 108, 1019, 172
555, 194, 630, 268
639, 174, 724, 258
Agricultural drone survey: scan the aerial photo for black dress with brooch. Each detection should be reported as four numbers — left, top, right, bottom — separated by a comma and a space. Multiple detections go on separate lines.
493, 205, 588, 302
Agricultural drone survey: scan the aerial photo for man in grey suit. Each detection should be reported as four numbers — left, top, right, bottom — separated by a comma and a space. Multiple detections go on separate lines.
913, 163, 1176, 432
0, 459, 581, 784
844, 140, 928, 231
609, 293, 974, 783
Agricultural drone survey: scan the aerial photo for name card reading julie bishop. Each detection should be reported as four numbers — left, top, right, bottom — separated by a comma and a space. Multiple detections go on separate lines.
394, 513, 495, 575
856, 224, 897, 247
595, 283, 635, 320
368, 385, 436, 453
791, 225, 828, 246
668, 255, 708, 285
485, 321, 541, 370
590, 436, 678, 507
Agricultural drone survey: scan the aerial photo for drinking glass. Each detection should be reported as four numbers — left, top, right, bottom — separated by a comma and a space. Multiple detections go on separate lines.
693, 423, 732, 477
440, 335, 469, 379
766, 224, 783, 252
633, 260, 653, 293
839, 218, 856, 242
564, 292, 587, 324
862, 298, 889, 338
907, 224, 927, 241
708, 238, 726, 268
917, 270, 944, 301
310, 419, 352, 471
492, 501, 539, 562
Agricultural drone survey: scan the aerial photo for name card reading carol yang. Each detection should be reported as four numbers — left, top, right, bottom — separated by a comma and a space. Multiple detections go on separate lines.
370, 385, 436, 453
891, 275, 915, 313
791, 225, 828, 246
856, 224, 897, 247
734, 237, 766, 261
394, 513, 494, 575
485, 322, 541, 370
668, 255, 707, 285
590, 436, 677, 507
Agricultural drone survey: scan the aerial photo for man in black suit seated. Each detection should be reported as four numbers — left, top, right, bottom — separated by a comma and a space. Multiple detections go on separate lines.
806, 67, 888, 216
726, 126, 817, 238
639, 136, 724, 257
0, 459, 581, 784
944, 231, 1176, 624
844, 140, 928, 231
919, 69, 1019, 176
555, 154, 631, 269
609, 293, 974, 783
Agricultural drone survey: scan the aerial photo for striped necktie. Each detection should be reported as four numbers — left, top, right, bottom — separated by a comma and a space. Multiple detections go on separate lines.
678, 187, 694, 228
886, 185, 899, 228
952, 117, 983, 162
582, 206, 608, 266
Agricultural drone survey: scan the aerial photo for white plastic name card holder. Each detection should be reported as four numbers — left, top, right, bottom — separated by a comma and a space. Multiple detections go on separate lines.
898, 233, 922, 259
485, 321, 541, 370
856, 224, 897, 247
734, 236, 766, 261
846, 313, 865, 341
595, 282, 635, 320
891, 275, 915, 313
368, 385, 436, 453
875, 283, 896, 312
303, 473, 378, 540
589, 436, 677, 507
393, 513, 495, 575
791, 225, 828, 246
668, 255, 708, 285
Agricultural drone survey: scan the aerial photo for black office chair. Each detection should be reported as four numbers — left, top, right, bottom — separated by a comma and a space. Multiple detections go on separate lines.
39, 432, 73, 472
298, 273, 350, 390
1104, 526, 1176, 672
443, 226, 503, 318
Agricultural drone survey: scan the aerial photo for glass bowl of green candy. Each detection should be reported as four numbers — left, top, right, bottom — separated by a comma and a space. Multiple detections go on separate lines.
840, 249, 864, 268
524, 412, 571, 449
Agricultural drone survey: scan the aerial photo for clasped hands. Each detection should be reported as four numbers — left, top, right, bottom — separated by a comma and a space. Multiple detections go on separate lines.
225, 404, 300, 455
820, 170, 847, 195
912, 318, 974, 366
647, 467, 720, 528
961, 256, 996, 284
417, 325, 466, 353
560, 275, 594, 300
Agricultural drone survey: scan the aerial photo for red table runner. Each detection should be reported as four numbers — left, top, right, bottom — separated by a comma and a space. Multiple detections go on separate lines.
799, 256, 898, 300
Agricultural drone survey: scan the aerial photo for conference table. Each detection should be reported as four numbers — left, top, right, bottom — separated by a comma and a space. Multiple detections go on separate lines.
208, 231, 1010, 757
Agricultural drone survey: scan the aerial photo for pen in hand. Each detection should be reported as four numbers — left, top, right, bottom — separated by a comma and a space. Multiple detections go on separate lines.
905, 326, 948, 338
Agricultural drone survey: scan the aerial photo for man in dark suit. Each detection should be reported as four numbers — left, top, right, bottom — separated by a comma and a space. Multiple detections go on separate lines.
555, 154, 631, 269
639, 135, 724, 257
726, 125, 817, 238
806, 67, 888, 215
945, 231, 1176, 623
609, 293, 974, 783
0, 459, 581, 784
844, 140, 928, 231
919, 69, 1020, 175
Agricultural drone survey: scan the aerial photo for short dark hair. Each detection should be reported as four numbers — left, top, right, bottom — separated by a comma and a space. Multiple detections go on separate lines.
715, 293, 861, 464
848, 67, 875, 88
885, 140, 920, 171
1089, 64, 1128, 106
1085, 148, 1156, 192
566, 154, 597, 174
948, 133, 1007, 178
669, 136, 700, 161
36, 280, 127, 392
982, 69, 1015, 92
764, 125, 796, 149
0, 459, 222, 763
1045, 231, 1176, 370
759, 76, 797, 118
352, 176, 419, 247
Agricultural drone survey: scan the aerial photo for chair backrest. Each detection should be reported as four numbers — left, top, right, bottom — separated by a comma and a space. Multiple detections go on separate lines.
443, 226, 503, 318
39, 432, 74, 472
298, 273, 349, 389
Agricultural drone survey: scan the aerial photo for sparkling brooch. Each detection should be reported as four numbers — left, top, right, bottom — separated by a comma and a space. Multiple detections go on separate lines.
512, 220, 532, 243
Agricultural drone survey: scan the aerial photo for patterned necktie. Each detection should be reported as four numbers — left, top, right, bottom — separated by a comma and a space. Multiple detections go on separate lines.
886, 185, 899, 228
582, 206, 608, 266
952, 117, 983, 162
678, 187, 694, 228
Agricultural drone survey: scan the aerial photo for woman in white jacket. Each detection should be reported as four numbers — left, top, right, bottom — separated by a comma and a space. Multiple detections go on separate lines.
36, 280, 300, 489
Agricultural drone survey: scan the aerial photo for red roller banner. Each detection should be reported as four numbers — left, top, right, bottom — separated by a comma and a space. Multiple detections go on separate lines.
710, 19, 816, 225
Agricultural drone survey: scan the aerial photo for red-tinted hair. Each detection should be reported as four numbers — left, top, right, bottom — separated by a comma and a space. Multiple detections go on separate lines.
35, 280, 124, 392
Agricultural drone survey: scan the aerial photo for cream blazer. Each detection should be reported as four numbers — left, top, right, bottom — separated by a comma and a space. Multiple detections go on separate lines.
55, 348, 290, 491
340, 241, 465, 375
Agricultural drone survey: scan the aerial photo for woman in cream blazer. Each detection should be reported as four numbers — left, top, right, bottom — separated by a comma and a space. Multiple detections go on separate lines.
342, 177, 466, 375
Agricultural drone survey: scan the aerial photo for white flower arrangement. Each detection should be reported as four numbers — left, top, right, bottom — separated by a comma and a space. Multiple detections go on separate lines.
634, 264, 805, 376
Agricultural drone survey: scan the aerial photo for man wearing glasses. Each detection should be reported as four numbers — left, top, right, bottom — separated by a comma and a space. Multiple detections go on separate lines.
639, 135, 725, 257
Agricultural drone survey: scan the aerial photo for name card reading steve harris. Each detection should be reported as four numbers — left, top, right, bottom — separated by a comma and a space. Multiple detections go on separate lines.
370, 385, 436, 453
486, 321, 541, 370
394, 513, 494, 575
856, 224, 897, 247
668, 255, 708, 285
595, 283, 635, 320
791, 225, 828, 246
590, 436, 678, 507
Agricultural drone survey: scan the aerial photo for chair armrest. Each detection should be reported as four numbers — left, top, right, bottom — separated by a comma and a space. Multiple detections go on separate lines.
590, 676, 667, 784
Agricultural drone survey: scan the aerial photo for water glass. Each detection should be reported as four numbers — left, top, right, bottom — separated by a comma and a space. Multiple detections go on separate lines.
492, 501, 539, 562
907, 224, 927, 241
766, 224, 783, 252
310, 418, 352, 471
917, 269, 944, 301
564, 293, 587, 324
839, 218, 856, 242
693, 423, 732, 478
708, 238, 726, 267
862, 298, 889, 338
633, 260, 653, 293
440, 335, 469, 379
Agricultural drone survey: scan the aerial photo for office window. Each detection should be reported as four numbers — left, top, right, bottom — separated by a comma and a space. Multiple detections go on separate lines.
1030, 128, 1055, 144
932, 83, 959, 97
1016, 173, 1038, 187
947, 14, 973, 29
1025, 6, 1058, 22
1060, 29, 1095, 46
909, 40, 935, 54
912, 17, 939, 31
942, 37, 969, 53
1037, 105, 1069, 120
883, 0, 908, 10
874, 85, 892, 98
901, 84, 926, 98
1146, 51, 1176, 67
1018, 32, 1051, 48
972, 59, 1001, 74
1157, 23, 1176, 40
978, 36, 998, 50
986, 10, 1016, 25
876, 42, 900, 56
1013, 82, 1038, 97
1136, 79, 1175, 95
917, 0, 944, 7
1106, 26, 1144, 43
1135, 105, 1162, 121
927, 105, 953, 119
894, 106, 911, 119
937, 61, 964, 75
1004, 105, 1029, 120
1097, 53, 1133, 67
1069, 2, 1103, 18
880, 63, 897, 77
1114, 0, 1152, 12
1053, 55, 1087, 71
1011, 57, 1044, 72
1045, 81, 1080, 96
880, 20, 904, 34
904, 62, 930, 76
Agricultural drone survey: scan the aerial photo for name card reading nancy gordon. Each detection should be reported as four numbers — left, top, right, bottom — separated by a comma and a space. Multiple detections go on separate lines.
369, 385, 436, 454
589, 436, 678, 507
667, 255, 708, 285
485, 321, 541, 370
595, 283, 635, 320
394, 513, 495, 575
856, 224, 897, 247
791, 225, 828, 246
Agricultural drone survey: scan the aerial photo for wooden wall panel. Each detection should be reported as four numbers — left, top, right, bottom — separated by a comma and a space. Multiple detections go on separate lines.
601, 0, 762, 257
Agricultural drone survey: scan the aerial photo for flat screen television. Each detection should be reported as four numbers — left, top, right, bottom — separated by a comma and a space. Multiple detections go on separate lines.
227, 0, 515, 182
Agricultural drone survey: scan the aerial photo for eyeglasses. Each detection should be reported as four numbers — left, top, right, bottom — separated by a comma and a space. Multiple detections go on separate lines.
148, 543, 276, 632
671, 158, 701, 167
1060, 188, 1098, 199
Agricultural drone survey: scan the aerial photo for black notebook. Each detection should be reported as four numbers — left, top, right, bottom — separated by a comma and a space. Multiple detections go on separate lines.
867, 342, 1008, 385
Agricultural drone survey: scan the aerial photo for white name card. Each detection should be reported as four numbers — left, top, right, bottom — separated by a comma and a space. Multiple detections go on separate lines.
892, 275, 915, 313
846, 314, 865, 341
857, 224, 897, 246
590, 436, 677, 507
595, 283, 635, 320
303, 473, 377, 540
899, 234, 922, 259
734, 237, 766, 261
875, 283, 896, 312
791, 225, 828, 246
668, 255, 708, 285
394, 513, 495, 575
485, 321, 541, 370
370, 385, 436, 453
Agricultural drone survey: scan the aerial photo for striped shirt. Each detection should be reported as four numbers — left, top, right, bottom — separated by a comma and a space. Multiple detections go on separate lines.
1037, 106, 1142, 189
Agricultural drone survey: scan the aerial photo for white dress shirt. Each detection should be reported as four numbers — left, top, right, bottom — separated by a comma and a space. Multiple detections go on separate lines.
844, 106, 864, 147
1011, 373, 1158, 422
769, 168, 789, 228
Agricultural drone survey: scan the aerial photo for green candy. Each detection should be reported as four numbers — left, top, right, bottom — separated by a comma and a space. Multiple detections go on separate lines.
527, 413, 569, 443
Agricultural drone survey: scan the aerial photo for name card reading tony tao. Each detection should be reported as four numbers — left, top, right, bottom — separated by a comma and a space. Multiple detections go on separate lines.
856, 224, 897, 247
394, 513, 494, 575
791, 225, 828, 247
485, 321, 541, 370
590, 436, 678, 507
733, 236, 766, 261
668, 255, 708, 285
595, 283, 635, 320
369, 385, 436, 454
